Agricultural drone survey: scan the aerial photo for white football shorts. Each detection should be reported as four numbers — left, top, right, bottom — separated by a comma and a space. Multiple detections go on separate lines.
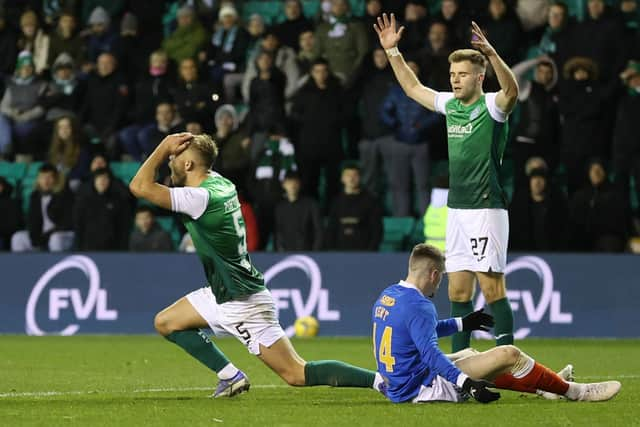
445, 208, 509, 273
412, 376, 468, 403
186, 287, 286, 355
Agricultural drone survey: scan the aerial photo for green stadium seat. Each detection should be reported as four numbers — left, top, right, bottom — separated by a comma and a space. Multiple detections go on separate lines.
0, 161, 27, 182
380, 216, 415, 252
242, 1, 283, 25
301, 0, 320, 18
25, 161, 43, 178
409, 217, 425, 247
111, 161, 141, 184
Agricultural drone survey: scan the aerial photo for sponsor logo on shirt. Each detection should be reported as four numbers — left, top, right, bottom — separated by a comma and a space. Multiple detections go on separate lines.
447, 123, 474, 138
223, 196, 241, 214
380, 295, 396, 307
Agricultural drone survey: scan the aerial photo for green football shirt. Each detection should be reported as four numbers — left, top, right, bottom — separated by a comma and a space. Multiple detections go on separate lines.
171, 173, 265, 304
435, 92, 509, 209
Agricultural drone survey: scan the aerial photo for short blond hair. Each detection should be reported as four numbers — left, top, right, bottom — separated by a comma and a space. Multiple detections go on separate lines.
448, 49, 488, 72
409, 243, 445, 273
190, 134, 219, 169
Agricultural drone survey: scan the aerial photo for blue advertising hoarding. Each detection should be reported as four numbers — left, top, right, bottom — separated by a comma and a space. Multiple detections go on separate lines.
0, 252, 637, 337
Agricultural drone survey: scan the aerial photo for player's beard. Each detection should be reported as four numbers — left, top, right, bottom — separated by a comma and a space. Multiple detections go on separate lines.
170, 169, 186, 187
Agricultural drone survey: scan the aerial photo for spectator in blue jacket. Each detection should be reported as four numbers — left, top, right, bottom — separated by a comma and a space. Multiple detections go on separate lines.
380, 59, 442, 217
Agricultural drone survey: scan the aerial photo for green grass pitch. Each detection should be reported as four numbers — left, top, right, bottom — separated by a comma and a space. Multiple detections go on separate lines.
1, 336, 639, 426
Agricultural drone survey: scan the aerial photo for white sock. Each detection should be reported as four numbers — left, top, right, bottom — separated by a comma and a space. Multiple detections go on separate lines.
372, 372, 384, 390
511, 353, 535, 378
564, 382, 583, 401
217, 363, 239, 380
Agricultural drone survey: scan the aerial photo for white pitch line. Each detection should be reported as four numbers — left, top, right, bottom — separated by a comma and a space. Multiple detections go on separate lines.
2, 376, 639, 399
0, 384, 287, 399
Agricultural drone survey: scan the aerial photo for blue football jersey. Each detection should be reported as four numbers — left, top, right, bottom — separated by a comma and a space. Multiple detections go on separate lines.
372, 281, 463, 402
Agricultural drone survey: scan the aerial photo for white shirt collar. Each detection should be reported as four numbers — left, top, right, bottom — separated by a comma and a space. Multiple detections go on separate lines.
398, 280, 420, 292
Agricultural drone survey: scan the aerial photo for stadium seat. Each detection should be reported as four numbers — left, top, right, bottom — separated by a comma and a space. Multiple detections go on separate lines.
409, 217, 425, 247
111, 162, 141, 185
380, 216, 415, 252
25, 161, 43, 178
301, 0, 320, 18
0, 161, 27, 182
241, 1, 283, 25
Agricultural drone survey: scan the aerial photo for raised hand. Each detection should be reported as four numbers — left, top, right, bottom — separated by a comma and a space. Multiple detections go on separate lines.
470, 21, 496, 57
373, 13, 405, 50
162, 132, 193, 157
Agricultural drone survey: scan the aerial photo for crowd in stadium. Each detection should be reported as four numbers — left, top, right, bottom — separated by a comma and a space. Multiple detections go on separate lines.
0, 0, 638, 253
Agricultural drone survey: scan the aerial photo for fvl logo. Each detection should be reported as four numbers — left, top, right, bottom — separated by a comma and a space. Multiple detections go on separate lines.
474, 256, 573, 339
26, 255, 118, 335
264, 255, 339, 337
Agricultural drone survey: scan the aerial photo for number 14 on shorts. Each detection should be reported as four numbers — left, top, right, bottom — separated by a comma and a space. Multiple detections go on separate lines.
470, 237, 488, 261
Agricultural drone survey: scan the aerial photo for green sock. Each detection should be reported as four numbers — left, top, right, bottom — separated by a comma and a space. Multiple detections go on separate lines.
304, 360, 375, 388
451, 301, 474, 352
489, 297, 514, 346
165, 329, 230, 373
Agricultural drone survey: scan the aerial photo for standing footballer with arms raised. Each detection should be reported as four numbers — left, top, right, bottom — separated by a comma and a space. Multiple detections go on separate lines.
375, 14, 518, 352
129, 133, 385, 397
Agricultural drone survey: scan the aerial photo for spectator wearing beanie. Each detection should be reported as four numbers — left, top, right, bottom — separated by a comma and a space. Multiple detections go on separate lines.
118, 12, 146, 83
214, 104, 251, 193
199, 4, 251, 96
0, 51, 48, 160
86, 6, 120, 64
41, 53, 85, 120
81, 0, 125, 26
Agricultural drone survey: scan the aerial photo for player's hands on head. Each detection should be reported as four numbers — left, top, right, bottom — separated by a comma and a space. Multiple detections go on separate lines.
470, 21, 496, 57
461, 308, 494, 332
462, 378, 501, 404
373, 13, 405, 50
162, 132, 193, 157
